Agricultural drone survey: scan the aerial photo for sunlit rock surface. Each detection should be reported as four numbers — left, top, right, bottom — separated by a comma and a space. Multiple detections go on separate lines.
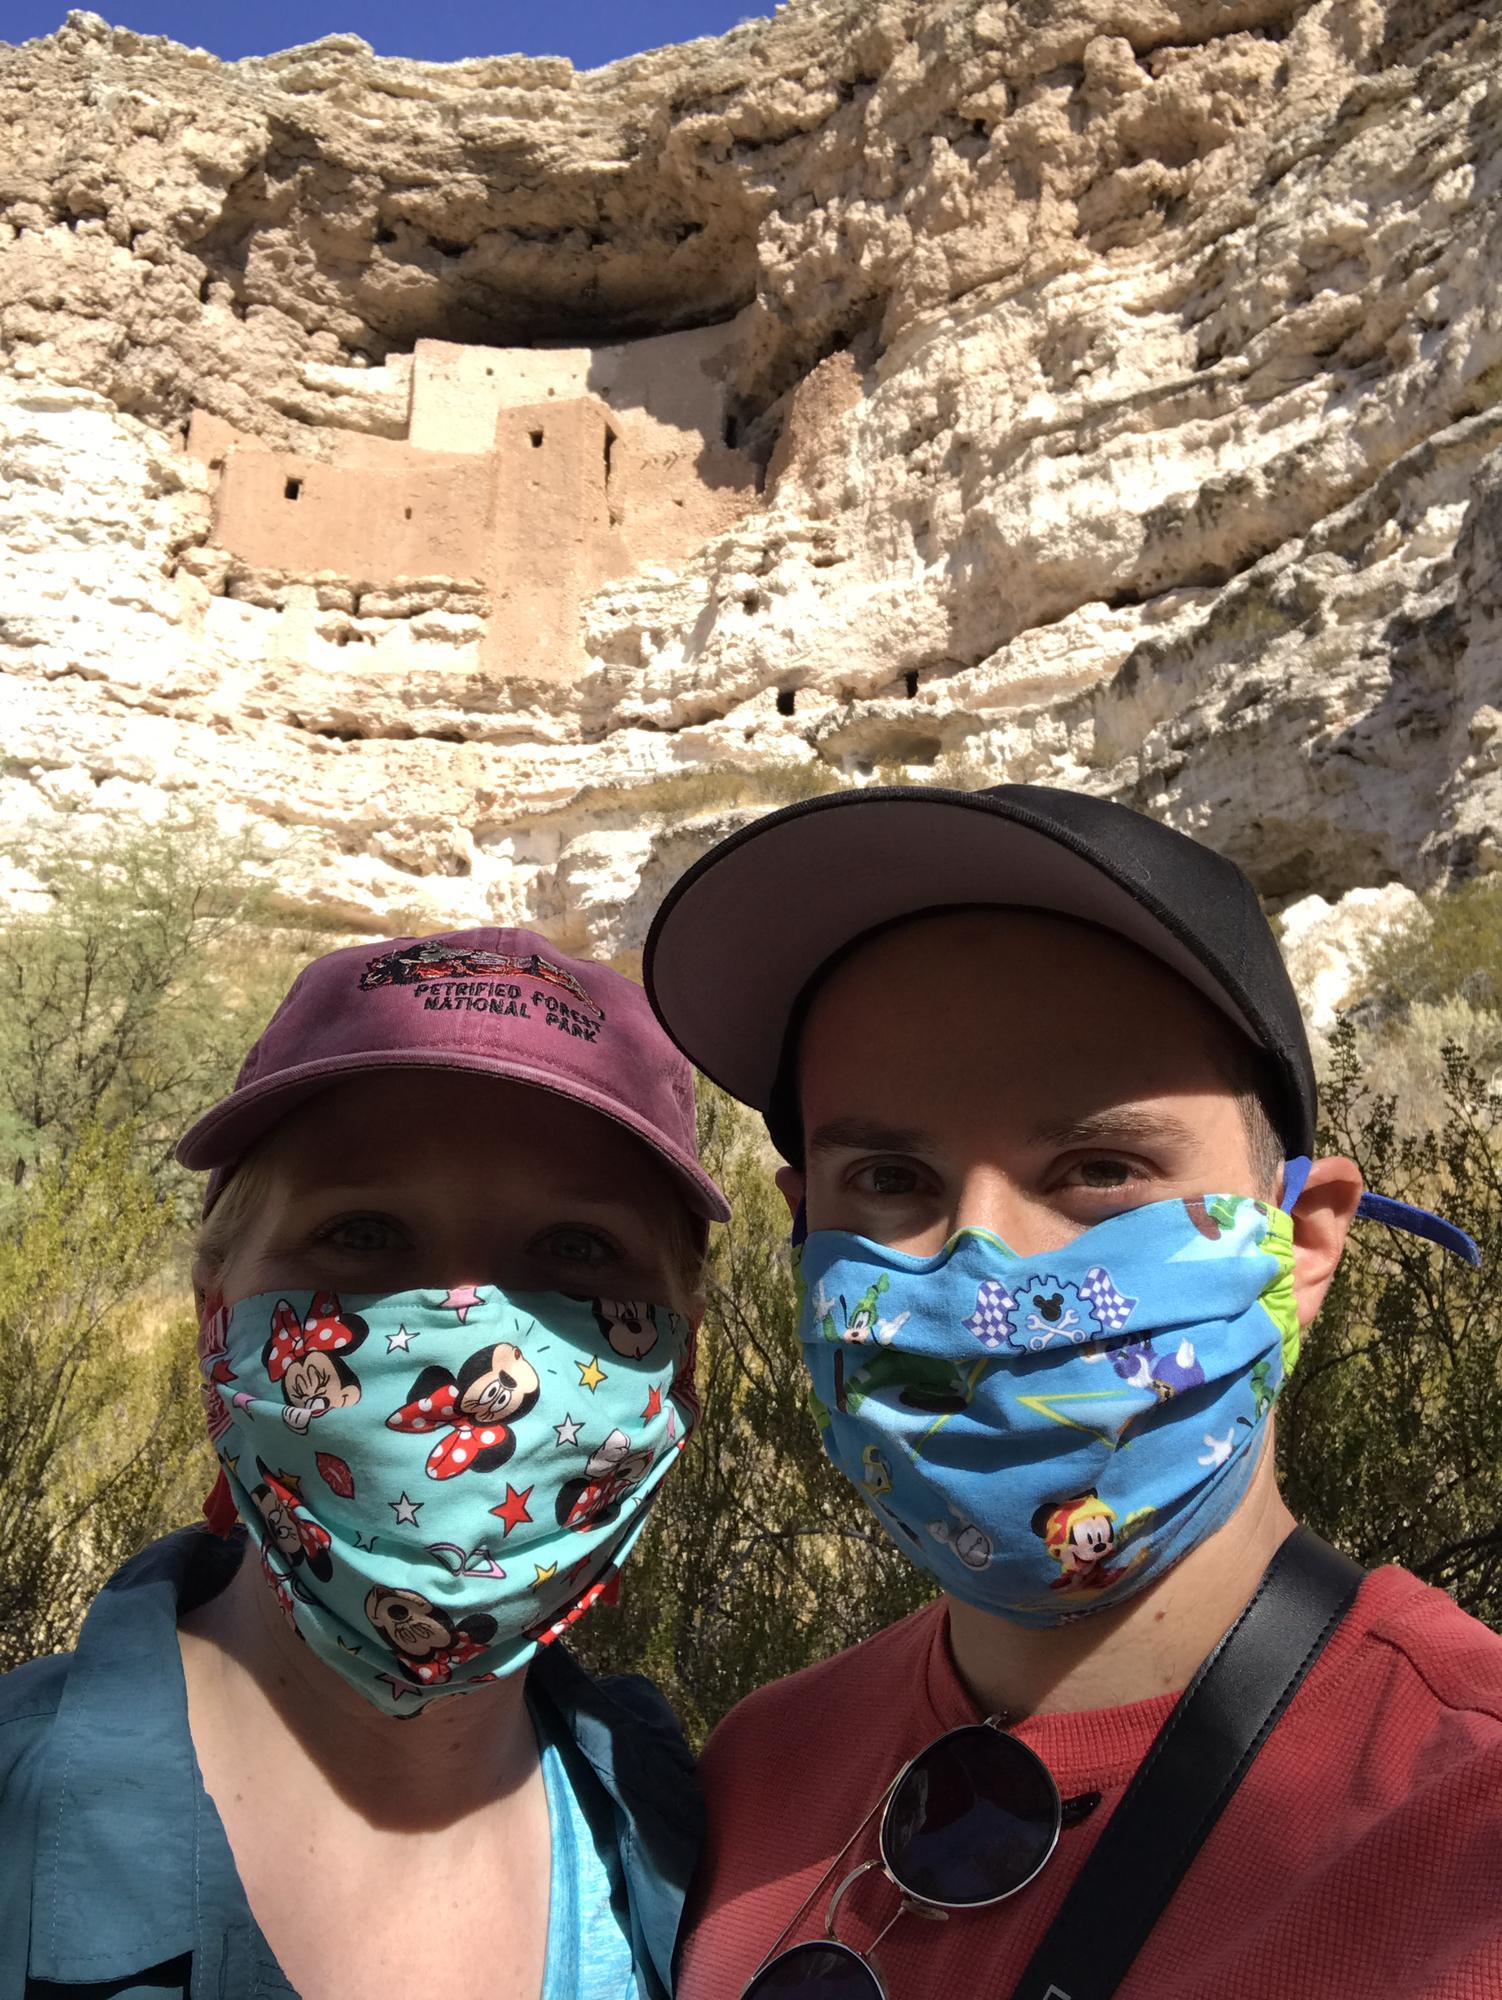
2, 0, 1501, 954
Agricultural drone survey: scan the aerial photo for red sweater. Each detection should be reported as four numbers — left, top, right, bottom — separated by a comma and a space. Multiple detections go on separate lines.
677, 1568, 1502, 1998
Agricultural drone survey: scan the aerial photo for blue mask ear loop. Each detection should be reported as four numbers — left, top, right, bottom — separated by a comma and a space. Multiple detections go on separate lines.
1281, 1156, 1313, 1213
790, 1198, 808, 1249
1282, 1156, 1481, 1268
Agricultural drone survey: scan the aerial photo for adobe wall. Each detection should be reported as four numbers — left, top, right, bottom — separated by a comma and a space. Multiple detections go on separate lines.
410, 323, 759, 572
408, 321, 741, 457
212, 445, 494, 584
191, 321, 759, 679
486, 395, 629, 675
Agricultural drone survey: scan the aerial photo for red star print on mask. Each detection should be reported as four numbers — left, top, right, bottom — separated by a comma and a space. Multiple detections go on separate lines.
641, 1385, 664, 1422
489, 1484, 535, 1537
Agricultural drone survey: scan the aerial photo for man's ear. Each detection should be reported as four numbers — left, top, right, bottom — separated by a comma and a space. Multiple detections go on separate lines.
1288, 1155, 1364, 1326
774, 1164, 804, 1223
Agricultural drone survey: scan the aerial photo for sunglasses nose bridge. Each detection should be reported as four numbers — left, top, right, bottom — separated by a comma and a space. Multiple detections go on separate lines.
894, 1896, 951, 1927
825, 1858, 956, 1942
824, 1857, 885, 1937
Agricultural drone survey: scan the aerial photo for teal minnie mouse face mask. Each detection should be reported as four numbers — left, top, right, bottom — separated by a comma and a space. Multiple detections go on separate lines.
198, 1284, 694, 1713
795, 1193, 1299, 1625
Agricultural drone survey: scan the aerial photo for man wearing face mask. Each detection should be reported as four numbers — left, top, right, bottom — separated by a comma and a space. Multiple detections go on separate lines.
645, 784, 1502, 2000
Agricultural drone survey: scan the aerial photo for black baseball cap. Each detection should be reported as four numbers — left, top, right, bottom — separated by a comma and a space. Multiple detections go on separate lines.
644, 783, 1318, 1163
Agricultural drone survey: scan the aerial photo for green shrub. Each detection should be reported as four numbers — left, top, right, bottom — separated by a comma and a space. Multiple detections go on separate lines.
0, 813, 317, 1211
0, 1126, 213, 1671
1279, 1021, 1502, 1625
1366, 874, 1502, 1015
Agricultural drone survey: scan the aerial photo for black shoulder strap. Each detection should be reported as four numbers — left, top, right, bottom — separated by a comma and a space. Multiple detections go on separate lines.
1010, 1527, 1364, 2000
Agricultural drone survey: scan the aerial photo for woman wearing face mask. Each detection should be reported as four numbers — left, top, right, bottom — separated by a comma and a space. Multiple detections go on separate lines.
0, 927, 728, 2000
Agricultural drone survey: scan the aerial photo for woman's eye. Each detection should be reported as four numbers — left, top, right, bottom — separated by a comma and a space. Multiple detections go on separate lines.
533, 1225, 617, 1268
851, 1160, 929, 1198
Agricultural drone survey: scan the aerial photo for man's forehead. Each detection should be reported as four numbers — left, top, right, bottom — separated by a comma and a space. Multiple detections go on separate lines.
805, 1104, 1208, 1157
795, 910, 1258, 1158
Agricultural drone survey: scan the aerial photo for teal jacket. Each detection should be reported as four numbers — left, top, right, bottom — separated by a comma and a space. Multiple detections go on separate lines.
0, 1527, 701, 1998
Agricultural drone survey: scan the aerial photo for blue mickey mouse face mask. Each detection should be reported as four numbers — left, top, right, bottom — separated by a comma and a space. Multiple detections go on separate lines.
795, 1193, 1301, 1625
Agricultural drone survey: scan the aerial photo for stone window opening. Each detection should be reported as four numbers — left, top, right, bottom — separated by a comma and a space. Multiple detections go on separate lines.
530, 429, 545, 448
284, 477, 302, 501
776, 688, 796, 717
604, 425, 622, 526
905, 669, 920, 698
724, 412, 740, 448
404, 506, 413, 521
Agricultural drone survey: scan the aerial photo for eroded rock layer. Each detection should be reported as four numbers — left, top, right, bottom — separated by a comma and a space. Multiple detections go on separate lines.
2, 0, 1501, 952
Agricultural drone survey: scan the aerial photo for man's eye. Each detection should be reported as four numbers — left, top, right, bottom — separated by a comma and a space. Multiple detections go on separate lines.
533, 1225, 617, 1268
1072, 1159, 1136, 1190
851, 1160, 928, 1198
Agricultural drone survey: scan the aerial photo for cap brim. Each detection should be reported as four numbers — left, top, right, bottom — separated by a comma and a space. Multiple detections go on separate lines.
644, 786, 1261, 1116
177, 1049, 730, 1224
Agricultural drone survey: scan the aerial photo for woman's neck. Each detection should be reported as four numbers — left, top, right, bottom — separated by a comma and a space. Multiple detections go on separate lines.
178, 1548, 537, 1829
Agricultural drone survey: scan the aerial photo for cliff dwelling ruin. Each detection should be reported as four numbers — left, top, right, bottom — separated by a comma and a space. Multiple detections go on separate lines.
5, 2, 1502, 945
186, 321, 760, 680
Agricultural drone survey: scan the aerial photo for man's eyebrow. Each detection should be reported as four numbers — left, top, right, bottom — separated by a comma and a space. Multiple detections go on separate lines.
1030, 1108, 1199, 1150
807, 1118, 933, 1156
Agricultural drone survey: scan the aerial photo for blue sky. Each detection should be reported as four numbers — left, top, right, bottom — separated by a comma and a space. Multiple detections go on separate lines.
4, 1, 767, 69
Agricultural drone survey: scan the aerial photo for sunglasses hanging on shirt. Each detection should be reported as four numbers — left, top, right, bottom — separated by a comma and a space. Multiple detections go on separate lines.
742, 1718, 1076, 2000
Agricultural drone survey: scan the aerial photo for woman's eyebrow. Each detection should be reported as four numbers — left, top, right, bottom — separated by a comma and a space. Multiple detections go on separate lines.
1030, 1108, 1198, 1149
807, 1117, 933, 1156
545, 1183, 663, 1210
282, 1178, 400, 1202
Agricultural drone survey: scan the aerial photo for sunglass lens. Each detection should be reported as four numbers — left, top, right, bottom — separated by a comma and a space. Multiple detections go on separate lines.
882, 1723, 1060, 1907
742, 1940, 885, 2000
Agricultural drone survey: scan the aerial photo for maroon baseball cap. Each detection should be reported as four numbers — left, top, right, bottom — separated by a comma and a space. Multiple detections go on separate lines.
177, 926, 729, 1222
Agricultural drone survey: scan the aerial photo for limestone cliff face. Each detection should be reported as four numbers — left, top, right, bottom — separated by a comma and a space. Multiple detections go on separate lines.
2, 0, 1501, 973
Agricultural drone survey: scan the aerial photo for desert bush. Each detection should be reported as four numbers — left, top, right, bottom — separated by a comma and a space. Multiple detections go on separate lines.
0, 812, 316, 1208
1324, 876, 1502, 1132
1366, 873, 1502, 1016
0, 1125, 213, 1671
1279, 1020, 1502, 1625
0, 816, 309, 1662
1317, 995, 1502, 1135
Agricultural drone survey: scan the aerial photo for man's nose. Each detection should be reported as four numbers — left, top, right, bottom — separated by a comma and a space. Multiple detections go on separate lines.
951, 1167, 1084, 1258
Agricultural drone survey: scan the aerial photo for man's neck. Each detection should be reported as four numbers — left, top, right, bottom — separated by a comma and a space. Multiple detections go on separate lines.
179, 1549, 537, 1829
945, 1453, 1297, 1721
